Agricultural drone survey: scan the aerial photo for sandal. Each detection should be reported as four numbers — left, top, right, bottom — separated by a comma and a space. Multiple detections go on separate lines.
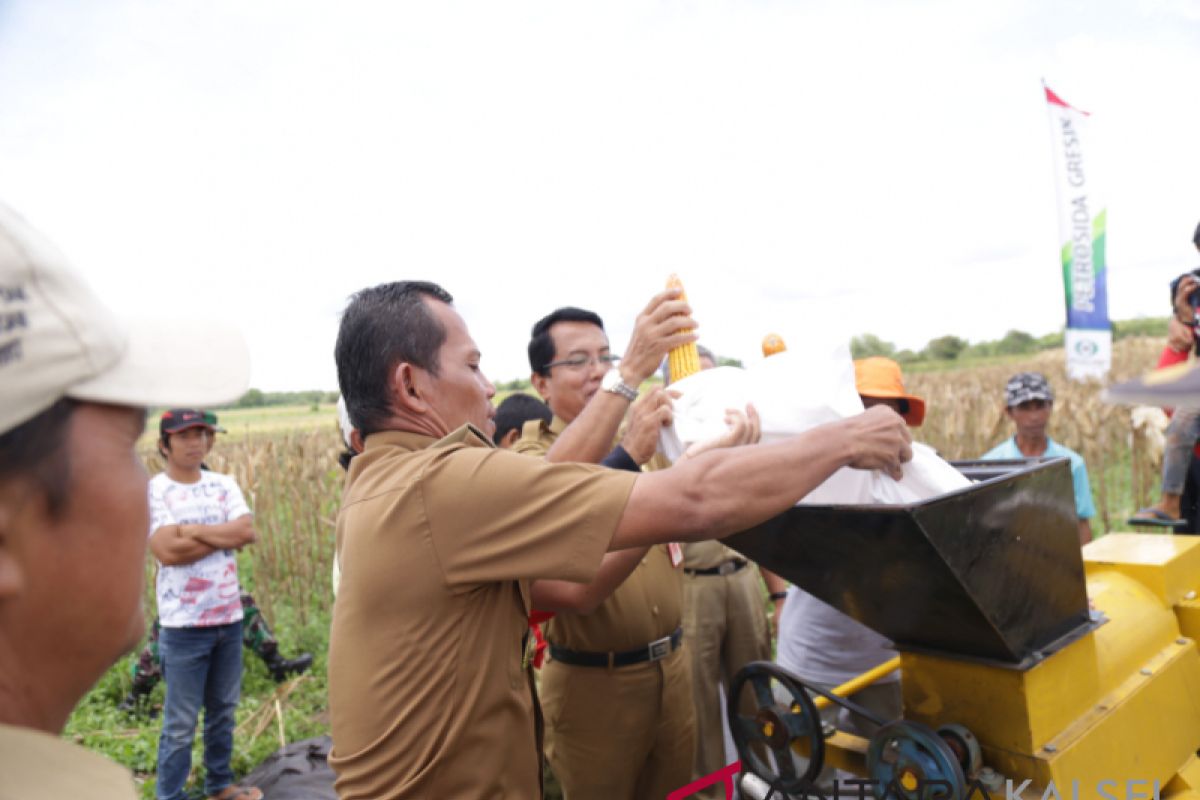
207, 786, 264, 800
1129, 507, 1185, 527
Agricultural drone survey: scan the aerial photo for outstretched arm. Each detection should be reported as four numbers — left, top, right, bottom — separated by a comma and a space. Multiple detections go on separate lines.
609, 406, 912, 550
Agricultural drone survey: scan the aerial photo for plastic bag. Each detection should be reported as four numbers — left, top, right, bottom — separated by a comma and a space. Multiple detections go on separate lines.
658, 344, 969, 504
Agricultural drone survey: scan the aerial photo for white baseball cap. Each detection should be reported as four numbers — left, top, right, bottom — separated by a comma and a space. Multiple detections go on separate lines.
0, 202, 250, 435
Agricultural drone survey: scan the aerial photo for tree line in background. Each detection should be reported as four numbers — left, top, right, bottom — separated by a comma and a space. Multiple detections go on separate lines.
853, 316, 1169, 365
225, 318, 1170, 407
229, 389, 340, 409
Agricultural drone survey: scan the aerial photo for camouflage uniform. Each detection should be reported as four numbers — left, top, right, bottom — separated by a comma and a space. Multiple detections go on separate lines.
123, 592, 309, 706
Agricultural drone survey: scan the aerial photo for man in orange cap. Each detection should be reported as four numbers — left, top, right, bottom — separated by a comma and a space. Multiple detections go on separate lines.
774, 356, 923, 789
853, 356, 926, 426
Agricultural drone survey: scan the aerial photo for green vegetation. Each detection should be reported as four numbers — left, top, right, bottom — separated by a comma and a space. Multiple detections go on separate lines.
230, 389, 338, 409
852, 315, 1170, 370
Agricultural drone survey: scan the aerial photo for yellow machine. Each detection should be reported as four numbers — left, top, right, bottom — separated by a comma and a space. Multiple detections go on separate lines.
723, 458, 1200, 800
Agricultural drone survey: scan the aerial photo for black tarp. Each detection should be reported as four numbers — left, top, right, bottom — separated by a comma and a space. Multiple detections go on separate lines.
241, 736, 336, 800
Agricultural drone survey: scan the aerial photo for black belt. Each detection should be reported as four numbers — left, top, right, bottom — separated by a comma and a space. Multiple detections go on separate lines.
549, 627, 683, 668
684, 558, 747, 577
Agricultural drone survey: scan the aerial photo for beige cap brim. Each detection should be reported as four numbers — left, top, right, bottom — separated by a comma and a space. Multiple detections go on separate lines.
67, 316, 250, 410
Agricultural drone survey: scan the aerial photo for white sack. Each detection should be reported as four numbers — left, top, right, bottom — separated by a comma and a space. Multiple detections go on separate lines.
658, 344, 969, 505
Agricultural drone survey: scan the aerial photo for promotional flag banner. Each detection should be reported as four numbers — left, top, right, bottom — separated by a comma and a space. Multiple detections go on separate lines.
1045, 83, 1111, 380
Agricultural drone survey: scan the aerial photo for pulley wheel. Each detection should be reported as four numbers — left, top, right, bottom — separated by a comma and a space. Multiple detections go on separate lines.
866, 720, 967, 800
727, 661, 826, 797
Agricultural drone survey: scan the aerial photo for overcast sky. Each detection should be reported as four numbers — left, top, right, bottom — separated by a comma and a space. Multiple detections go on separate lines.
1, 0, 1197, 390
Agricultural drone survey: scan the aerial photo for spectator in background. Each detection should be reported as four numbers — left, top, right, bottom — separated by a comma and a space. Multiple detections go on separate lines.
1130, 224, 1200, 530
118, 410, 312, 716
148, 409, 263, 800
492, 392, 551, 449
981, 372, 1095, 545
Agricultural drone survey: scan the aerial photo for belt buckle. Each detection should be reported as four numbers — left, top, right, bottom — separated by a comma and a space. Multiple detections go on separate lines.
718, 560, 737, 576
647, 635, 671, 662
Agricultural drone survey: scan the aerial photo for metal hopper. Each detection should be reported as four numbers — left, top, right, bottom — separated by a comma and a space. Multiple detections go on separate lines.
722, 457, 1091, 666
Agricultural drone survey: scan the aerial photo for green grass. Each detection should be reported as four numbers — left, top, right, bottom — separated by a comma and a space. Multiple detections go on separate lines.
66, 590, 330, 799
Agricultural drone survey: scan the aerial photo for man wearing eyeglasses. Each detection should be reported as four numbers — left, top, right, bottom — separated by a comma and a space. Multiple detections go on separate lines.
514, 292, 700, 800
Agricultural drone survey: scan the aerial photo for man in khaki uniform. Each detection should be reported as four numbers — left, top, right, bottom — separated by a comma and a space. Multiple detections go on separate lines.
329, 280, 913, 800
0, 203, 249, 799
515, 300, 699, 799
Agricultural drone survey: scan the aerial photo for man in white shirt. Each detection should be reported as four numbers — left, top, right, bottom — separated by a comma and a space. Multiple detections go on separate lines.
147, 409, 262, 800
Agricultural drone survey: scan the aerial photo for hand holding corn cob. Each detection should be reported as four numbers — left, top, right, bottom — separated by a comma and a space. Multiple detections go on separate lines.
620, 279, 697, 385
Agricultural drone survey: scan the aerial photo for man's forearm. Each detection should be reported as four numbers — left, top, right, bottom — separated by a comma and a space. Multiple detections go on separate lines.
185, 518, 251, 549
149, 525, 218, 566
761, 568, 788, 597
612, 422, 854, 549
545, 392, 631, 464
530, 545, 651, 614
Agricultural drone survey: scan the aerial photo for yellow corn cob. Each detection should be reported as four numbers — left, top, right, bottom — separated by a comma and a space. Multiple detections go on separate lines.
761, 333, 787, 357
666, 274, 701, 381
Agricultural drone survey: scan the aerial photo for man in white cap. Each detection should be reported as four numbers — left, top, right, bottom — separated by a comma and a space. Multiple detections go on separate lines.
0, 203, 249, 798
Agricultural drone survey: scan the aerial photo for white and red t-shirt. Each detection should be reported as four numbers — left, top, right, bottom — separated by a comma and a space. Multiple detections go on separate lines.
148, 470, 250, 628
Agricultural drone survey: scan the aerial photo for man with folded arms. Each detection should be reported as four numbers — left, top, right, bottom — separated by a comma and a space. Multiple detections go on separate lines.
147, 408, 264, 800
328, 280, 911, 800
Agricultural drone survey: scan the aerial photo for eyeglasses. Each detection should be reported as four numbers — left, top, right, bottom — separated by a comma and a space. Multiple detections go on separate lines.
544, 354, 621, 371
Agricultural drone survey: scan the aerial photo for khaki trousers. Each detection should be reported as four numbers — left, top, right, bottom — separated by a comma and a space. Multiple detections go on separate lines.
682, 567, 771, 800
541, 646, 695, 800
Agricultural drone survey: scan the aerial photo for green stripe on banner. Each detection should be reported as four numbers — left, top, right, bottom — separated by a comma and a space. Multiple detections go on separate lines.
1092, 208, 1107, 275
1061, 242, 1074, 305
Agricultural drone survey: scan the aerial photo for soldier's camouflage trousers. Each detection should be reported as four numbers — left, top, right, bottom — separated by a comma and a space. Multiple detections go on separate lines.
128, 591, 279, 693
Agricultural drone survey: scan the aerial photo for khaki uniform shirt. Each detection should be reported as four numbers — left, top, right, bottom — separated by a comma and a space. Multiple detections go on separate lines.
0, 723, 138, 800
681, 539, 744, 571
328, 424, 637, 800
515, 417, 683, 651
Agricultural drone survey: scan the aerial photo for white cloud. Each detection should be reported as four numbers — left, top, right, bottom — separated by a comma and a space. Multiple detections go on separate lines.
0, 0, 1196, 388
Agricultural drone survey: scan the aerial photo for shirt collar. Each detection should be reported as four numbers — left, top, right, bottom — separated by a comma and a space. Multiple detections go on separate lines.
363, 423, 495, 454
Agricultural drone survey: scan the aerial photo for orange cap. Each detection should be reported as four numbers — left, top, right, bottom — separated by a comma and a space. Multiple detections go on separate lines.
853, 356, 925, 427
762, 333, 787, 357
